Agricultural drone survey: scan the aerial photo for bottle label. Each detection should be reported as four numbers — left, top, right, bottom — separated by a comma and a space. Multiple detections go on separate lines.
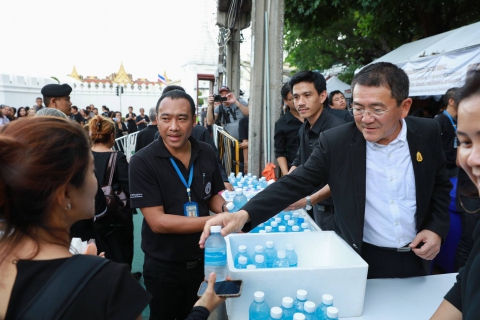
205, 248, 227, 266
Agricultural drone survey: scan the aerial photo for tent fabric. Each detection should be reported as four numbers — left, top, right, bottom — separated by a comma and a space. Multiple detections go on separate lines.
359, 21, 480, 96
326, 76, 352, 98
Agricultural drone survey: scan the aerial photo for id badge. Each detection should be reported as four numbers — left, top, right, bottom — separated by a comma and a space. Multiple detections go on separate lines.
184, 201, 199, 217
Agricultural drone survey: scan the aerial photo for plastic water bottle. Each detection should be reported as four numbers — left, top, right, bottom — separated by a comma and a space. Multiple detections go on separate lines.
249, 291, 270, 320
294, 313, 306, 320
270, 221, 279, 233
254, 254, 267, 268
252, 175, 259, 188
275, 217, 282, 224
294, 290, 308, 313
283, 214, 291, 226
251, 222, 265, 233
235, 245, 251, 266
233, 188, 248, 210
297, 218, 305, 225
325, 307, 338, 320
281, 297, 296, 320
301, 222, 309, 231
264, 241, 277, 268
272, 250, 290, 268
247, 264, 257, 270
292, 212, 300, 224
265, 226, 273, 233
316, 294, 333, 320
270, 306, 283, 319
247, 172, 252, 178
287, 220, 295, 232
286, 244, 298, 267
228, 174, 237, 187
251, 245, 266, 264
292, 225, 300, 232
204, 226, 227, 281
226, 202, 236, 213
236, 255, 248, 269
303, 301, 318, 320
278, 225, 286, 233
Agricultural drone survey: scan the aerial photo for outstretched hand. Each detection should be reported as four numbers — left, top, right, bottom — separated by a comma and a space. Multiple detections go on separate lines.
199, 210, 250, 248
194, 272, 227, 313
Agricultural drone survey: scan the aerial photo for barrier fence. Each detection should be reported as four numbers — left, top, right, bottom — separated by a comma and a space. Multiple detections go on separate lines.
212, 124, 240, 175
114, 131, 139, 162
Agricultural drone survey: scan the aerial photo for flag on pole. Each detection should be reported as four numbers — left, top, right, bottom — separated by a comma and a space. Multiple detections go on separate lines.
158, 74, 167, 84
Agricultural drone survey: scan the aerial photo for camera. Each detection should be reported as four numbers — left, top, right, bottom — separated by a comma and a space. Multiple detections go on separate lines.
213, 94, 228, 102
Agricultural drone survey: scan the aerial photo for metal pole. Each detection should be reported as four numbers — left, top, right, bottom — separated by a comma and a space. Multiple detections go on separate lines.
264, 11, 271, 163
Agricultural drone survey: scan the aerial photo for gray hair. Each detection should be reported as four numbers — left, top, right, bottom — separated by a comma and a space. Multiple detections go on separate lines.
148, 107, 157, 120
35, 108, 68, 119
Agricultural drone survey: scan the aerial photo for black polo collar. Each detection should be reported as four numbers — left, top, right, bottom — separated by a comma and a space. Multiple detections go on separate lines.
285, 110, 304, 124
305, 108, 332, 135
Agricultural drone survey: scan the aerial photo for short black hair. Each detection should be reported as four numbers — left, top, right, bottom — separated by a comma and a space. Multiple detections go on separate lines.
163, 85, 186, 94
36, 97, 42, 100
156, 89, 195, 118
289, 70, 327, 96
455, 70, 480, 107
71, 106, 78, 111
328, 90, 345, 106
43, 96, 52, 107
443, 87, 459, 107
281, 82, 291, 100
352, 62, 409, 106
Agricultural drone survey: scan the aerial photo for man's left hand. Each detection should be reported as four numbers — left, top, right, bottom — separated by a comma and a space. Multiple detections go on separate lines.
409, 229, 442, 260
226, 93, 237, 105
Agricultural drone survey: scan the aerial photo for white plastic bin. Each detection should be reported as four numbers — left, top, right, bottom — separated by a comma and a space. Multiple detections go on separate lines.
225, 231, 368, 319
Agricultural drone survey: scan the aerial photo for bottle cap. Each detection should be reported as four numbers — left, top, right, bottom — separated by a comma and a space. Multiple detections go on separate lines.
304, 301, 316, 313
253, 175, 257, 179
292, 226, 300, 232
293, 313, 306, 320
247, 173, 252, 177
327, 306, 339, 318
284, 215, 291, 220
259, 230, 266, 233
210, 226, 221, 233
277, 250, 286, 258
282, 297, 293, 308
270, 307, 283, 319
322, 294, 333, 305
278, 226, 286, 232
255, 255, 265, 263
275, 217, 282, 223
255, 245, 264, 253
286, 243, 295, 251
271, 221, 278, 227
288, 220, 295, 226
265, 226, 272, 233
296, 289, 307, 300
304, 229, 311, 233
265, 240, 274, 248
237, 183, 243, 188
235, 188, 243, 194
226, 202, 235, 211
293, 212, 299, 217
246, 264, 256, 269
238, 245, 247, 253
253, 291, 265, 302
301, 223, 309, 229
230, 172, 235, 177
238, 256, 247, 265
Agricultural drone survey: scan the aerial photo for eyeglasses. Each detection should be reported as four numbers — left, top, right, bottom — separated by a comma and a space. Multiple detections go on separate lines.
349, 107, 392, 118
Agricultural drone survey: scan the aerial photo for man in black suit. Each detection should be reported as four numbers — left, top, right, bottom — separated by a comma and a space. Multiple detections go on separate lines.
201, 62, 451, 279
135, 107, 159, 152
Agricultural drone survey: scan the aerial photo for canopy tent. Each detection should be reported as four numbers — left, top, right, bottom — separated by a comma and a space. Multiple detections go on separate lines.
326, 76, 352, 98
359, 21, 480, 96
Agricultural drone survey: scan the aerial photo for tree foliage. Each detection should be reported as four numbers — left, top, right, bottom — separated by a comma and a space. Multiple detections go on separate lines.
284, 0, 480, 79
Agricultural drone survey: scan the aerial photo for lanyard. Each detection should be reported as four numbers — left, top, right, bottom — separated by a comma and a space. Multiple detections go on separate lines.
443, 110, 457, 132
169, 158, 194, 203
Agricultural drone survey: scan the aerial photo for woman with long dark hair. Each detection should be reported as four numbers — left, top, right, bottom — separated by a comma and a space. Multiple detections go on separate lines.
16, 107, 27, 118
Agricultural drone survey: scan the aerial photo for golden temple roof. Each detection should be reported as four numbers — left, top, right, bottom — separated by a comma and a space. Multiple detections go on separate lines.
113, 63, 133, 85
68, 66, 83, 81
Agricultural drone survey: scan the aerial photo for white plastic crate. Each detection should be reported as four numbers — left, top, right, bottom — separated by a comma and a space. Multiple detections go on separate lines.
225, 231, 368, 319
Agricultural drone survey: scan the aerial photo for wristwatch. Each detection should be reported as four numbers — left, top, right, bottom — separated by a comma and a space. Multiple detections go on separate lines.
305, 196, 312, 210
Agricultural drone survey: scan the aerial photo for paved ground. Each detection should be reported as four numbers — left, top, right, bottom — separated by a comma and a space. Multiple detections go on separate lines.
132, 211, 221, 320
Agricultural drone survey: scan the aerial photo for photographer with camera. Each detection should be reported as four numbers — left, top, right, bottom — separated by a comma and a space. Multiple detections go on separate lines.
206, 86, 248, 141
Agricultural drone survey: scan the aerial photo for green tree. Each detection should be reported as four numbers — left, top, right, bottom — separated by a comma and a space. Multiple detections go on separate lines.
284, 0, 480, 79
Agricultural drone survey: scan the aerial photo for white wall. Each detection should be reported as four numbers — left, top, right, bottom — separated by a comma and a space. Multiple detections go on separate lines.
0, 74, 56, 108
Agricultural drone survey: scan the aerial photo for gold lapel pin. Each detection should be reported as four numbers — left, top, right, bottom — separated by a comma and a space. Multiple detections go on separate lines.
416, 151, 423, 162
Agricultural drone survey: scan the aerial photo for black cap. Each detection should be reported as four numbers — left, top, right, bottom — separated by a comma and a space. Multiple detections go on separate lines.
41, 84, 72, 97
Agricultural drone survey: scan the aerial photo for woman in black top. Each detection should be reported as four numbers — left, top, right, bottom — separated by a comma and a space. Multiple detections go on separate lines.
432, 70, 480, 319
114, 111, 128, 138
90, 115, 134, 270
0, 117, 150, 319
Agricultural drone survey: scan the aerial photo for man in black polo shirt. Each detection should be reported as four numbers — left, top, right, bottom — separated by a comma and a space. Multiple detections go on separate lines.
286, 71, 345, 229
135, 107, 158, 152
129, 90, 225, 320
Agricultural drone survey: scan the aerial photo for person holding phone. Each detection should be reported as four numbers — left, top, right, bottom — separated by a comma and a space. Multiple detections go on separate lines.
125, 106, 138, 134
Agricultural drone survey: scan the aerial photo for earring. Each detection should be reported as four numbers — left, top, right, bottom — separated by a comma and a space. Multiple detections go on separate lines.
65, 203, 71, 211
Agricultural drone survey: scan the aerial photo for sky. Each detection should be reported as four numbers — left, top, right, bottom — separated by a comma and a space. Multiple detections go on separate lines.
0, 0, 225, 81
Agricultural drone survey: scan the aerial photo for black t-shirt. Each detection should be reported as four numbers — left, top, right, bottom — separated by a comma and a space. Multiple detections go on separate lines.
5, 258, 151, 320
238, 116, 249, 141
274, 111, 303, 166
129, 137, 224, 262
135, 115, 150, 130
435, 112, 457, 168
135, 125, 158, 152
92, 151, 129, 195
126, 113, 137, 133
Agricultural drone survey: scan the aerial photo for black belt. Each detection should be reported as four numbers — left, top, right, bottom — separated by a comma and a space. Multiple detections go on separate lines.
363, 242, 414, 253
